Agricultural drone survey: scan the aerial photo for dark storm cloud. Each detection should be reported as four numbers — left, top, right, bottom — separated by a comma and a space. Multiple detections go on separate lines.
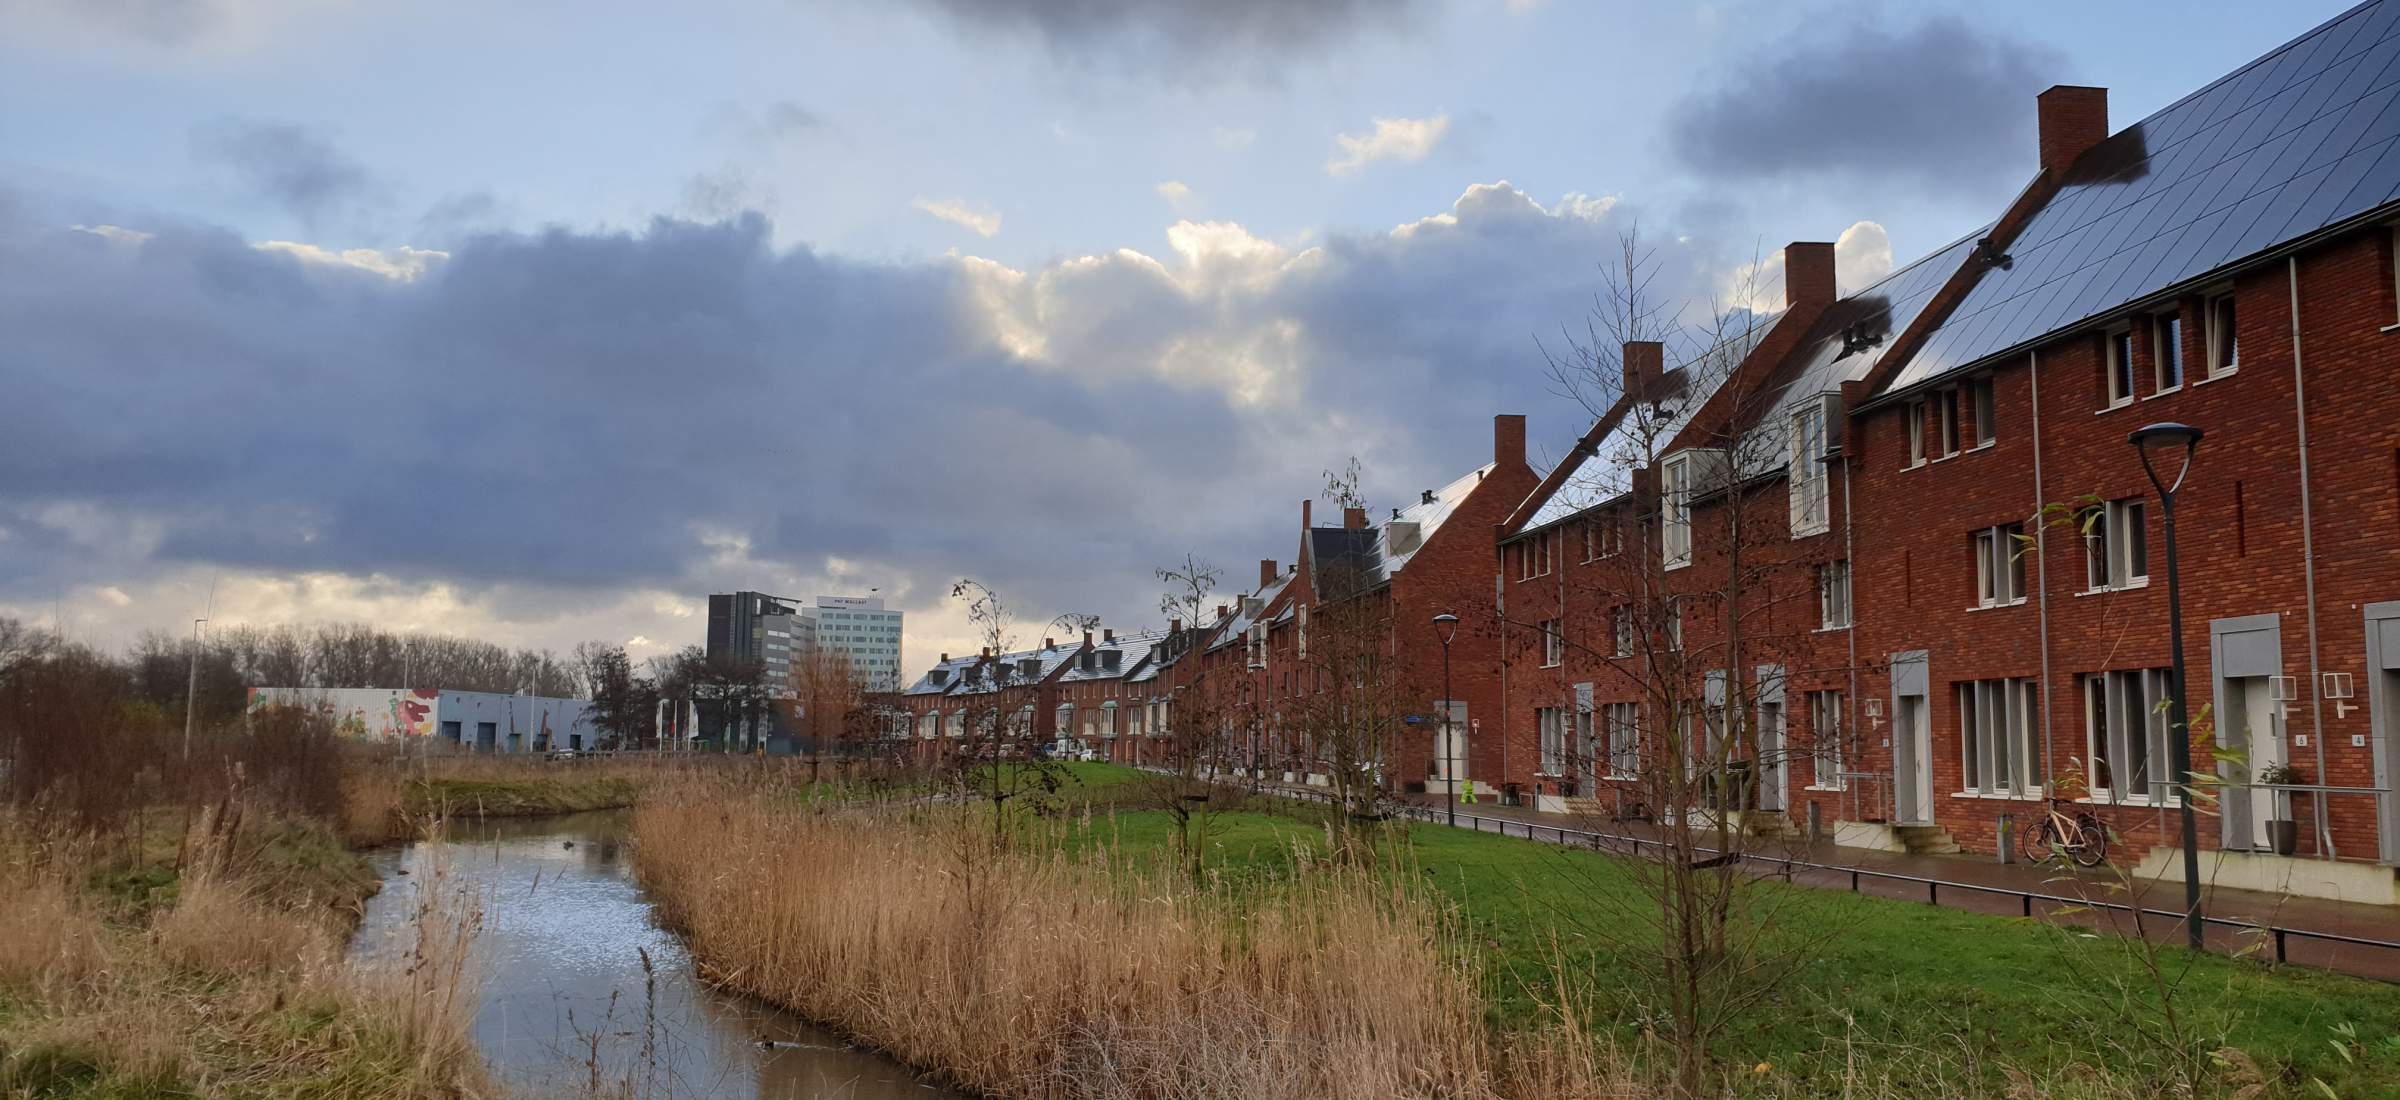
1667, 16, 2061, 189
0, 180, 1728, 633
191, 119, 371, 226
894, 0, 1426, 65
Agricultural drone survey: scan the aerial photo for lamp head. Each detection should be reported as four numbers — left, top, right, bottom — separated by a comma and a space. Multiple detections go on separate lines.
2128, 421, 2202, 496
1431, 612, 1459, 644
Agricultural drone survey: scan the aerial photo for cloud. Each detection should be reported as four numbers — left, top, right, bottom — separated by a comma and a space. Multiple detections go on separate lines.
0, 180, 1745, 666
1155, 180, 1195, 211
889, 0, 1426, 69
191, 119, 371, 226
1213, 127, 1257, 150
1667, 16, 2059, 190
1717, 219, 1895, 314
912, 197, 1002, 238
0, 0, 319, 49
1326, 114, 1449, 176
761, 100, 825, 138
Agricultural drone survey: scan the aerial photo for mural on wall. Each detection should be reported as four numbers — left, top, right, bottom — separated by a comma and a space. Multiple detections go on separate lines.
245, 688, 441, 739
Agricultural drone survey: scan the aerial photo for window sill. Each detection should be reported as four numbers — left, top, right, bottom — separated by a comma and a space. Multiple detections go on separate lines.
1790, 524, 1832, 540
2383, 320, 2400, 334
1803, 784, 1849, 793
2096, 399, 2135, 416
1540, 662, 1562, 670
1953, 789, 2047, 801
1963, 441, 1995, 455
2078, 795, 2183, 810
2194, 368, 2237, 385
2074, 579, 2151, 598
2144, 385, 2182, 400
1906, 458, 1928, 471
1928, 451, 1961, 465
1814, 624, 1852, 634
1967, 599, 2028, 612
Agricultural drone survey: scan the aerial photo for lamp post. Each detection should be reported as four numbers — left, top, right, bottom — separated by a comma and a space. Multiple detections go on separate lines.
2130, 421, 2205, 952
182, 617, 206, 761
1433, 612, 1460, 826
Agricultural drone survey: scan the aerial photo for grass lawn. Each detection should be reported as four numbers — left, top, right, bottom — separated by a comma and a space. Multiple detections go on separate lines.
403, 774, 641, 818
1051, 800, 2400, 1096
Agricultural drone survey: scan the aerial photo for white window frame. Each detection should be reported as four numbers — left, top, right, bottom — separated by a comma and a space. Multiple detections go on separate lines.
1605, 701, 1640, 778
1788, 396, 1832, 538
1664, 598, 1683, 652
1662, 453, 1694, 569
1536, 706, 1566, 775
1906, 401, 1927, 468
1612, 606, 1633, 658
1540, 618, 1563, 668
1807, 690, 1845, 790
2081, 498, 2150, 592
1817, 559, 1852, 630
2104, 327, 2136, 408
1956, 678, 2039, 797
1934, 387, 1961, 458
2205, 291, 2238, 378
1973, 523, 2027, 608
2152, 310, 2184, 392
2083, 669, 2176, 805
1967, 376, 1996, 448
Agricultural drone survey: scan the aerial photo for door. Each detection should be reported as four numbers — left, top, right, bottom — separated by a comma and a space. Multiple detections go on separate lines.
2227, 677, 2284, 849
1758, 700, 1787, 813
1893, 696, 1933, 825
1434, 701, 1468, 790
475, 721, 497, 752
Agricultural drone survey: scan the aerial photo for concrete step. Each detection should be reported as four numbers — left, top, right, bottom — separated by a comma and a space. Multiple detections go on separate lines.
1739, 811, 1798, 839
1893, 824, 1961, 855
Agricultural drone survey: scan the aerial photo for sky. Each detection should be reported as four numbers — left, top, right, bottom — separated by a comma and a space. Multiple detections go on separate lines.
0, 0, 2357, 676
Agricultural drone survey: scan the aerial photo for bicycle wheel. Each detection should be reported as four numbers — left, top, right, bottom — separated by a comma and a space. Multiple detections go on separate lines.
2070, 820, 2109, 868
2021, 817, 2056, 863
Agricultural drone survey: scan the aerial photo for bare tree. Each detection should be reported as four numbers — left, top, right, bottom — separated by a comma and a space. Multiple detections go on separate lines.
944, 579, 1072, 854
1521, 230, 1842, 1098
1144, 554, 1234, 882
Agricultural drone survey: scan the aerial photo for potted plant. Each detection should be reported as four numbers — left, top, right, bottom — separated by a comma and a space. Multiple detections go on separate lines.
2257, 762, 2304, 856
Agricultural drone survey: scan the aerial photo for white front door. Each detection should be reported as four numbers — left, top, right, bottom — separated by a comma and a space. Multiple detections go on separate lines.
1894, 695, 1933, 825
2234, 676, 2284, 848
1758, 701, 1787, 812
1435, 701, 1468, 789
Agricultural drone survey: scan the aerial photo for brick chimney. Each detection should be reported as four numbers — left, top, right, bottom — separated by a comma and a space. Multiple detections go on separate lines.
1783, 241, 1836, 310
1493, 413, 1526, 466
1623, 340, 1663, 400
980, 647, 991, 658
1043, 637, 1055, 649
1301, 499, 1312, 529
939, 653, 949, 663
1102, 628, 1114, 642
1169, 618, 1181, 633
1260, 559, 1278, 587
1342, 506, 1367, 530
1216, 604, 1230, 621
2038, 85, 2108, 175
1082, 630, 1094, 648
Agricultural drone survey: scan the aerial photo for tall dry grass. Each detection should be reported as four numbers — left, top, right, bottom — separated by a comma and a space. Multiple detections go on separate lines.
634, 773, 1623, 1100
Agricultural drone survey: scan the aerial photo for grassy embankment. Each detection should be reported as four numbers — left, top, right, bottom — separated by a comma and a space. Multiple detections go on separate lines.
635, 762, 2400, 1099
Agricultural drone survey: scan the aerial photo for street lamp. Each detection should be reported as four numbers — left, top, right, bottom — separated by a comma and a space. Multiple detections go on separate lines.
2130, 421, 2205, 952
183, 617, 207, 761
1433, 612, 1460, 826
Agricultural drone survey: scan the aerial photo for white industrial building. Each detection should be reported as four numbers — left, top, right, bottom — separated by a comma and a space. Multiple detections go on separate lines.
805, 595, 904, 692
247, 687, 598, 752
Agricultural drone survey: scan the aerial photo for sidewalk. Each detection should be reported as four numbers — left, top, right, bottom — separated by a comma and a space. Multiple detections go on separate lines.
1251, 778, 2400, 982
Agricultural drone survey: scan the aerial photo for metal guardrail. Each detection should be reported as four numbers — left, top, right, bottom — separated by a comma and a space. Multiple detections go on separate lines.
1260, 784, 2400, 981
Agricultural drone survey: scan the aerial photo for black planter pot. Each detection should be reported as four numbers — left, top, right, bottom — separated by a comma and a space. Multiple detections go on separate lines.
2267, 819, 2301, 857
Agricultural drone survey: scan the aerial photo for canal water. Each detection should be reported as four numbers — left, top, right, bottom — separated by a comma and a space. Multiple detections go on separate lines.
352, 810, 957, 1099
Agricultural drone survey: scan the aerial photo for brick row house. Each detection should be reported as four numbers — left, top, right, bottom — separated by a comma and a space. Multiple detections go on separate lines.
894, 2, 2400, 898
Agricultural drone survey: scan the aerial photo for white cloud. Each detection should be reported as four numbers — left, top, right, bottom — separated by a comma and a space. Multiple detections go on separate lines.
1156, 180, 1195, 211
253, 240, 449, 281
1213, 126, 1257, 149
1326, 114, 1450, 176
96, 585, 132, 607
71, 224, 154, 244
911, 197, 1003, 238
1718, 219, 1894, 313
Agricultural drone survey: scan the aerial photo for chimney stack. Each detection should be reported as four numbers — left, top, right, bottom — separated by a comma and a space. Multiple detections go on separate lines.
1103, 628, 1114, 642
1782, 241, 1836, 310
1044, 637, 1055, 650
2037, 85, 2108, 175
1302, 499, 1312, 529
981, 647, 991, 658
1260, 559, 1277, 587
1494, 413, 1526, 466
940, 653, 949, 663
1170, 617, 1181, 633
1623, 340, 1663, 400
1342, 506, 1367, 530
1216, 604, 1230, 621
1083, 630, 1094, 648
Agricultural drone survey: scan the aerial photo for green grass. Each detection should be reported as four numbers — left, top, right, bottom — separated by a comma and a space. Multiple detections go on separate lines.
404, 775, 640, 818
1047, 802, 2400, 1097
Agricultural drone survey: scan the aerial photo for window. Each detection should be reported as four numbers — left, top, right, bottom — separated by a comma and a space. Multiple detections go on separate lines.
2081, 498, 2148, 591
1807, 691, 1844, 790
1297, 604, 1308, 658
1664, 599, 1683, 651
1537, 706, 1566, 774
1935, 388, 1960, 457
2105, 328, 2135, 407
1957, 678, 2038, 796
1817, 560, 1852, 629
1540, 619, 1563, 667
2205, 293, 2238, 378
1789, 398, 1830, 536
1972, 523, 2027, 608
1583, 516, 1621, 561
1967, 376, 1996, 447
1906, 401, 1927, 467
2083, 668, 2175, 803
1605, 702, 1640, 777
2152, 311, 2184, 391
1662, 454, 1694, 568
1612, 606, 1634, 657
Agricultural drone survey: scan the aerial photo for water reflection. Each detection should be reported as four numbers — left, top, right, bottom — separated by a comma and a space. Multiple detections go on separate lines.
353, 811, 955, 1099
